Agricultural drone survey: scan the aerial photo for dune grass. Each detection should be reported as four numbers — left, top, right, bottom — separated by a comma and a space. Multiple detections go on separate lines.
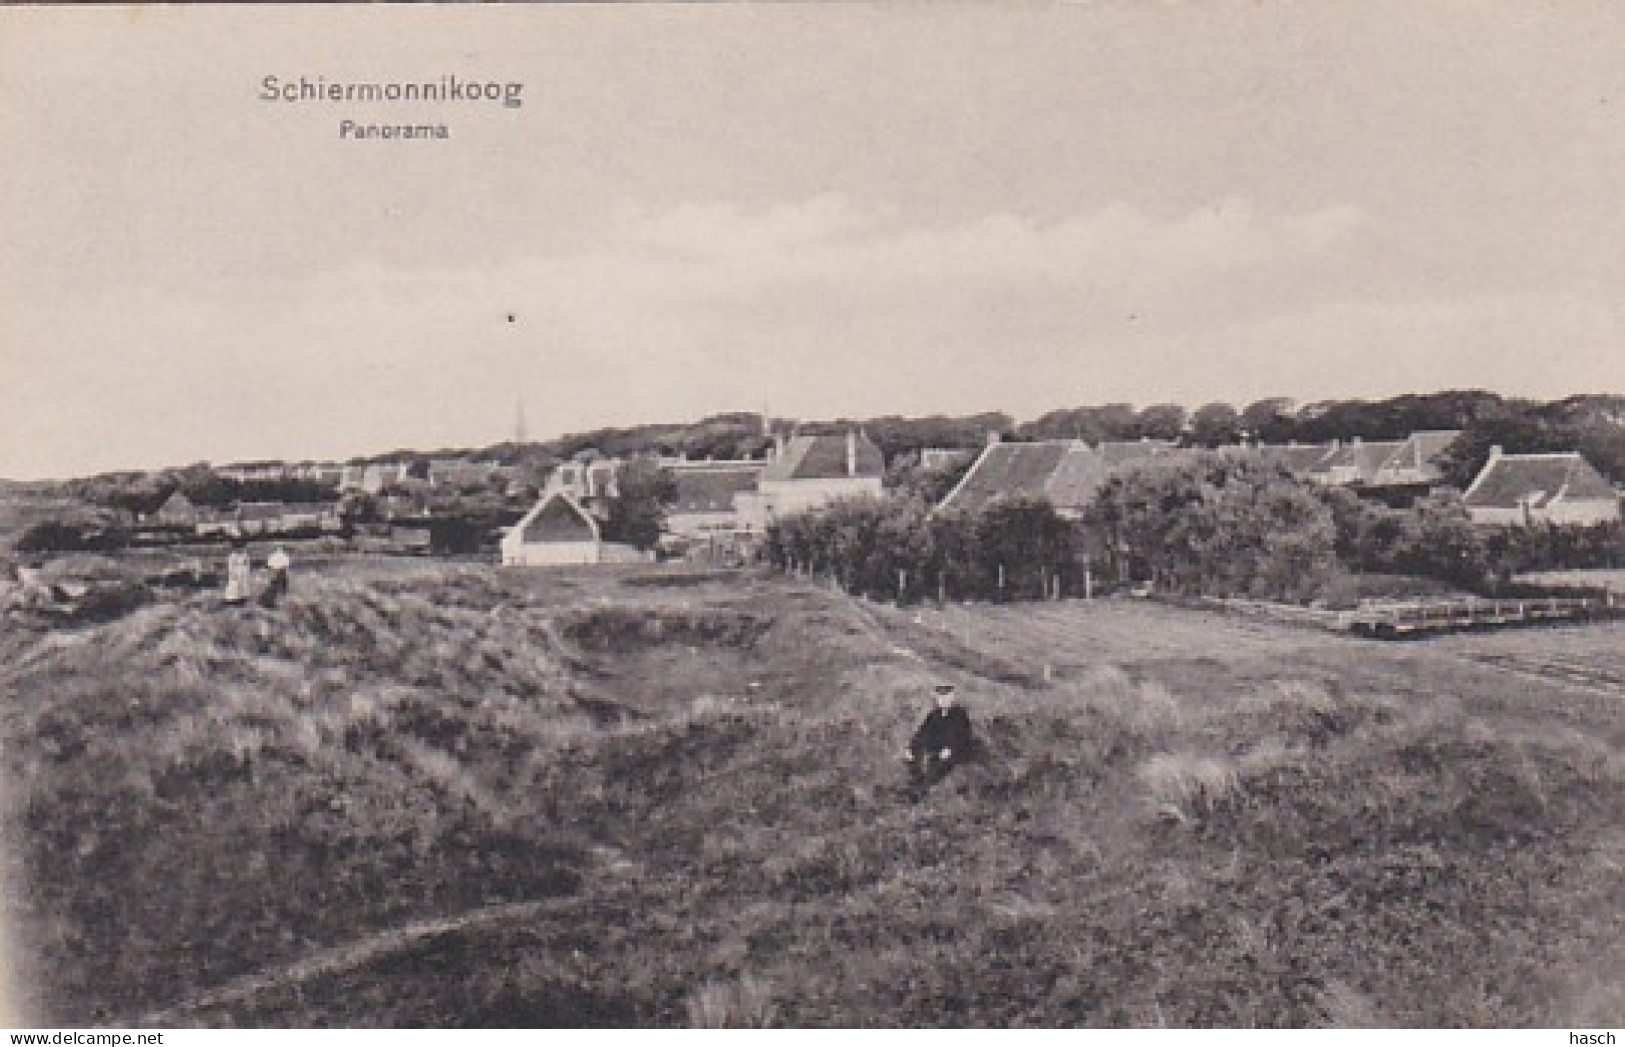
3, 561, 1622, 1027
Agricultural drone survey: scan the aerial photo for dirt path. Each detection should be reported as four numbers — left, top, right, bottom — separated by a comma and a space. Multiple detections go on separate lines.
133, 895, 583, 1026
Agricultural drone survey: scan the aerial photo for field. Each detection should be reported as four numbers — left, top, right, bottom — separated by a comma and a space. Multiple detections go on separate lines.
3, 554, 1623, 1027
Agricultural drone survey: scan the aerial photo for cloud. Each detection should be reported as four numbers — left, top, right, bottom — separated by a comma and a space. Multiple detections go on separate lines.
573, 195, 1367, 299
13, 193, 1619, 478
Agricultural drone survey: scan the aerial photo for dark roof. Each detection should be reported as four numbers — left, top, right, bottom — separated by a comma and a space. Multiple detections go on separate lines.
235, 501, 287, 521
939, 441, 1070, 513
669, 466, 761, 514
1372, 430, 1462, 479
1256, 442, 1338, 472
1047, 441, 1180, 509
1407, 429, 1462, 465
1463, 452, 1618, 509
941, 439, 1182, 514
762, 432, 885, 481
517, 493, 599, 543
1309, 441, 1406, 483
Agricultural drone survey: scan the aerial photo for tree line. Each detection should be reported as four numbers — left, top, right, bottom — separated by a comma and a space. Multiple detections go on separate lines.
766, 452, 1625, 607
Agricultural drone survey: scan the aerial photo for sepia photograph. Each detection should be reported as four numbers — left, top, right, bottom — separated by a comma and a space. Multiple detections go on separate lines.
2, 1, 1623, 1031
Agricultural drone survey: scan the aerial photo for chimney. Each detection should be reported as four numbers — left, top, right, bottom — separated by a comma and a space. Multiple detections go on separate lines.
846, 430, 858, 477
986, 430, 1002, 447
1488, 444, 1504, 463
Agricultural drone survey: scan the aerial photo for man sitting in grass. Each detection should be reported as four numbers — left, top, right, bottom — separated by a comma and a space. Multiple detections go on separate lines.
903, 682, 975, 786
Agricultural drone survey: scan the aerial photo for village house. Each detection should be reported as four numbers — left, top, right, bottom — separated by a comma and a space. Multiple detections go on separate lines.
1370, 430, 1462, 486
1461, 447, 1621, 526
290, 462, 346, 486
1302, 438, 1408, 487
427, 458, 500, 490
195, 501, 343, 539
741, 430, 885, 525
499, 491, 649, 566
340, 462, 414, 494
919, 447, 979, 470
937, 436, 1180, 519
147, 490, 201, 530
1254, 441, 1340, 477
543, 457, 622, 516
663, 460, 766, 543
217, 461, 291, 483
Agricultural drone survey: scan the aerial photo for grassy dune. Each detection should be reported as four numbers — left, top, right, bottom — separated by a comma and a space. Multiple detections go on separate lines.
3, 561, 1622, 1027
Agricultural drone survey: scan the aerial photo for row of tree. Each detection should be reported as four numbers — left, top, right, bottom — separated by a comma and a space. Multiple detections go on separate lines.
766, 451, 1625, 608
765, 496, 1078, 604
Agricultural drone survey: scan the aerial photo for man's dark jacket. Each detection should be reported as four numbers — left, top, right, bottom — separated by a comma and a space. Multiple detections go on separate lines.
910, 706, 973, 761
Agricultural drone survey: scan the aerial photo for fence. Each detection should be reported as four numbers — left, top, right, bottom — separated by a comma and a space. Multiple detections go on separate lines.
1341, 594, 1618, 638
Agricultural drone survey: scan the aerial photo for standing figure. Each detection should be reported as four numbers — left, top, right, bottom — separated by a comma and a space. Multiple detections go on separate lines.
261, 545, 291, 607
903, 682, 975, 787
223, 545, 252, 605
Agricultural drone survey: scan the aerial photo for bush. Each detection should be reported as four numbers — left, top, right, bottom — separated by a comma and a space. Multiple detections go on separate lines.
16, 520, 128, 555
1087, 453, 1338, 602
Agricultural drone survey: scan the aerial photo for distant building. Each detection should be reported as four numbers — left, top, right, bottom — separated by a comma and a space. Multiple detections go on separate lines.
500, 491, 649, 566
1370, 430, 1462, 487
937, 437, 1180, 518
292, 463, 345, 486
663, 461, 766, 542
544, 458, 622, 516
195, 501, 341, 538
340, 462, 413, 494
1303, 438, 1408, 487
218, 462, 290, 483
1462, 447, 1621, 526
1254, 441, 1340, 476
149, 491, 200, 530
743, 430, 885, 524
919, 447, 978, 470
427, 458, 499, 489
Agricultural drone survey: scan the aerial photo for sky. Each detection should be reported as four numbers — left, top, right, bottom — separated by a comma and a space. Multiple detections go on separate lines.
3, 2, 1625, 479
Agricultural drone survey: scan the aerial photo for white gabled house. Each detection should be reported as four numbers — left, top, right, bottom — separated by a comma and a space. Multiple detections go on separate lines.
500, 491, 649, 566
1462, 447, 1621, 527
739, 430, 885, 526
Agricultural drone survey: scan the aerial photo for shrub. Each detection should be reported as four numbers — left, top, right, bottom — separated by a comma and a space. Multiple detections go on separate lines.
1087, 454, 1339, 603
1141, 751, 1240, 822
685, 974, 778, 1028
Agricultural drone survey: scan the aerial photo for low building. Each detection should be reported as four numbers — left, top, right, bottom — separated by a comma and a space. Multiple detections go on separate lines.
1254, 441, 1340, 476
340, 462, 413, 494
664, 461, 766, 542
195, 501, 342, 538
428, 458, 499, 489
745, 430, 885, 525
148, 491, 200, 530
543, 458, 622, 516
1370, 430, 1462, 487
1303, 438, 1408, 486
937, 437, 1180, 518
500, 491, 649, 566
1462, 447, 1621, 526
919, 447, 979, 470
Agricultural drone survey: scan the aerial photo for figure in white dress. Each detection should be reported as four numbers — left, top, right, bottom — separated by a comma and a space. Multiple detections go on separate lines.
223, 546, 252, 605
